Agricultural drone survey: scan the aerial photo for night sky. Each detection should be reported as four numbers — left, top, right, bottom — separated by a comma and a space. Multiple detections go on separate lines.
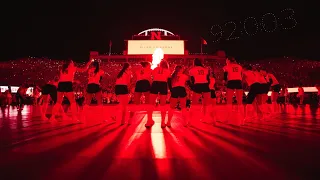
2, 1, 318, 62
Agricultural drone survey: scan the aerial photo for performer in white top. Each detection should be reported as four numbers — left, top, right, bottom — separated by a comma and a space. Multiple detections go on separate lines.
242, 65, 262, 125
33, 85, 41, 105
167, 65, 190, 126
259, 68, 273, 118
40, 76, 67, 121
266, 72, 281, 113
112, 62, 132, 125
223, 56, 243, 116
50, 59, 92, 122
130, 61, 152, 125
82, 60, 105, 123
149, 60, 171, 128
188, 58, 211, 126
208, 71, 218, 125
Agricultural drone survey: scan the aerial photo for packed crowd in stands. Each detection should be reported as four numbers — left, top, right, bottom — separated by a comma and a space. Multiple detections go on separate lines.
0, 56, 319, 106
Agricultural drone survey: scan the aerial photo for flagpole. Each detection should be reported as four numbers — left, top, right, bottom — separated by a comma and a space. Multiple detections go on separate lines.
109, 40, 112, 56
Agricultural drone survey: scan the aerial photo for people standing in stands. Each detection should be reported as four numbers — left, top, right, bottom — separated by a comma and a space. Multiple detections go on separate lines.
130, 61, 153, 127
242, 65, 261, 125
298, 84, 304, 105
278, 85, 286, 110
316, 84, 320, 105
16, 82, 29, 110
283, 84, 289, 104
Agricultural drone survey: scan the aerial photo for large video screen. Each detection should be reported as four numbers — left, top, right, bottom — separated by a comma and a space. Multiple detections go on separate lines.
127, 40, 184, 55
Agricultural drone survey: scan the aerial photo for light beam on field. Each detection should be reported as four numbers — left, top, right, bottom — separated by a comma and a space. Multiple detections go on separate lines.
151, 48, 164, 70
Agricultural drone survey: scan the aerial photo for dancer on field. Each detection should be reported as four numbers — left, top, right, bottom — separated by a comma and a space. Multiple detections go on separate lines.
223, 57, 244, 121
188, 58, 211, 125
82, 60, 105, 123
168, 65, 189, 127
50, 59, 92, 122
149, 60, 171, 128
114, 63, 132, 125
130, 61, 153, 127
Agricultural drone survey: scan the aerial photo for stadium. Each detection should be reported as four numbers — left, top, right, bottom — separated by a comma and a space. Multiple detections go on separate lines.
1, 23, 320, 180
1, 28, 319, 105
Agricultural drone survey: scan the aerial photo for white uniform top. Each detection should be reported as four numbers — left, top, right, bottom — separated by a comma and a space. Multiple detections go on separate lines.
267, 73, 279, 86
209, 77, 215, 90
136, 67, 152, 81
152, 67, 171, 82
257, 72, 267, 84
59, 66, 76, 82
189, 66, 209, 84
172, 73, 189, 88
88, 69, 104, 85
243, 70, 259, 86
223, 63, 242, 81
116, 71, 132, 85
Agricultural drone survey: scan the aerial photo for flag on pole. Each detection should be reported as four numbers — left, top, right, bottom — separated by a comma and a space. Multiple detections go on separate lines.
201, 37, 207, 45
200, 37, 207, 54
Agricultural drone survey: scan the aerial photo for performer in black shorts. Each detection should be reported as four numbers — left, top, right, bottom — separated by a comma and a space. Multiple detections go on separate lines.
50, 59, 92, 122
82, 60, 105, 123
168, 65, 190, 126
16, 82, 29, 111
267, 72, 281, 114
113, 63, 132, 125
316, 84, 320, 105
188, 58, 211, 125
130, 61, 152, 125
149, 60, 171, 128
242, 65, 262, 125
223, 56, 244, 116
